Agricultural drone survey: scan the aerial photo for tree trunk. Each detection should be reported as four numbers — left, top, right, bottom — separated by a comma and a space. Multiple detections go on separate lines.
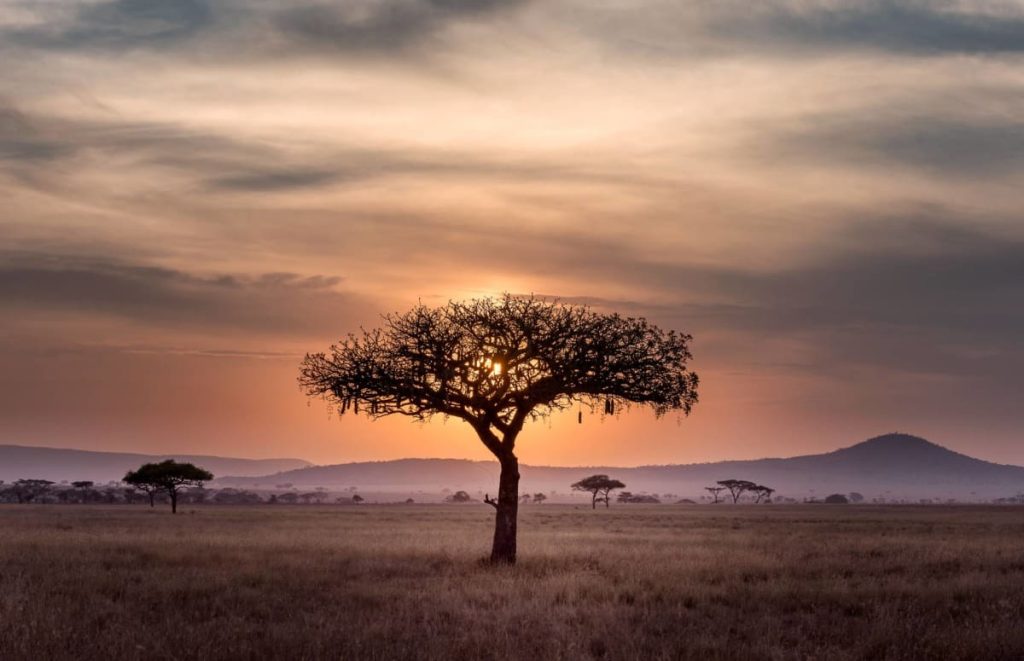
170, 490, 177, 514
490, 455, 519, 564
591, 492, 597, 509
148, 491, 155, 508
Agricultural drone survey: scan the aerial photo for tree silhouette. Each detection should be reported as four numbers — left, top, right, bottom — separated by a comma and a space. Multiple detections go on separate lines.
445, 490, 473, 503
300, 294, 698, 563
704, 485, 726, 503
717, 479, 756, 503
124, 460, 213, 514
572, 475, 627, 509
532, 492, 547, 504
9, 479, 53, 504
751, 484, 774, 503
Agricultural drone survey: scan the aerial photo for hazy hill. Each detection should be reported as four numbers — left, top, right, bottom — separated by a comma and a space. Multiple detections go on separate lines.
0, 445, 311, 483
217, 434, 1024, 501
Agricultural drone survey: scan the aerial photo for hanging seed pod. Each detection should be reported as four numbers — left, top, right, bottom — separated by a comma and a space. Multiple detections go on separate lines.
610, 399, 615, 415
354, 400, 359, 414
578, 411, 583, 424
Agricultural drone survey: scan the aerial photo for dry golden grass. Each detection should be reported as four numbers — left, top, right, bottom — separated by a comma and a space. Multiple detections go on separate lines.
2, 504, 1024, 660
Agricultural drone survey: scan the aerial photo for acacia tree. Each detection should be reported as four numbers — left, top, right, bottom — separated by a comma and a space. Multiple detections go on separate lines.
299, 294, 698, 564
751, 485, 775, 504
704, 485, 726, 504
572, 474, 627, 509
124, 460, 213, 514
717, 479, 756, 503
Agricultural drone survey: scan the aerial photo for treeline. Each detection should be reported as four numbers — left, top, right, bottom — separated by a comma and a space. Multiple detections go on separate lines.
0, 479, 369, 507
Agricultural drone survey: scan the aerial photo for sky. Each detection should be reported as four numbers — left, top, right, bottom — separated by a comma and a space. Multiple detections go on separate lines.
1, 0, 1022, 467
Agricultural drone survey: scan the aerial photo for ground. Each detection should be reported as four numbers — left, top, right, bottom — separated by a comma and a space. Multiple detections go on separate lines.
2, 504, 1024, 660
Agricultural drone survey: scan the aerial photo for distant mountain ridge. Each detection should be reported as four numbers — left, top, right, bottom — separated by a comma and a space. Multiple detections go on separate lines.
0, 445, 311, 483
216, 434, 1024, 500
5, 435, 1022, 500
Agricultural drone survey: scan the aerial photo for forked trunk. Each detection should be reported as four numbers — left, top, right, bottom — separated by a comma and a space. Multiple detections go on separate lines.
490, 456, 520, 564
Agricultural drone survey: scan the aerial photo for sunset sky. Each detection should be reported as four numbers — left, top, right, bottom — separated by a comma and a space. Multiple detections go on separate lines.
1, 0, 1022, 466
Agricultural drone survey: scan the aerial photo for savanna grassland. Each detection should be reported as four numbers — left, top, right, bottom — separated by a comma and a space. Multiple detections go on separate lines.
2, 504, 1024, 660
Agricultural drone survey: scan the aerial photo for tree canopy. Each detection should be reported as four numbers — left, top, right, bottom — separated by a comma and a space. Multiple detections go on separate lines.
299, 295, 698, 454
124, 460, 213, 514
572, 474, 627, 509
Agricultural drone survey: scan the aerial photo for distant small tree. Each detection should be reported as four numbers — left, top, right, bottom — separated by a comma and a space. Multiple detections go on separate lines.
299, 492, 327, 504
405, 497, 415, 504
71, 480, 94, 490
824, 493, 849, 504
571, 475, 626, 509
278, 492, 298, 504
124, 460, 213, 514
848, 492, 865, 503
352, 494, 365, 504
446, 490, 473, 503
532, 492, 547, 504
751, 485, 775, 504
10, 479, 54, 504
519, 494, 531, 504
704, 486, 726, 504
717, 479, 757, 503
619, 493, 660, 504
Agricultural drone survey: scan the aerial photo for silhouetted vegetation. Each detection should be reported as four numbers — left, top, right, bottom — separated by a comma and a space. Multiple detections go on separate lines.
572, 475, 626, 508
123, 460, 213, 514
824, 494, 850, 504
445, 490, 473, 503
299, 295, 699, 563
704, 485, 726, 503
617, 492, 661, 504
714, 479, 775, 504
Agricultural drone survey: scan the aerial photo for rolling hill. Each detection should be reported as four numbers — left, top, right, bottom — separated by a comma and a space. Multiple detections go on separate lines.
0, 445, 311, 483
215, 433, 1024, 500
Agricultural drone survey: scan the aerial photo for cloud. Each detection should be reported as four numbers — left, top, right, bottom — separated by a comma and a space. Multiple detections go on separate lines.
6, 0, 212, 51
0, 105, 75, 163
567, 0, 1024, 60
496, 216, 1024, 381
271, 0, 527, 55
758, 113, 1024, 178
716, 1, 1024, 56
1, 0, 530, 61
207, 167, 343, 192
0, 252, 366, 338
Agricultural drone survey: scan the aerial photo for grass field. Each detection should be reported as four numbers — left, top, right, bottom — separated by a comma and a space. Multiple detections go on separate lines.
2, 504, 1024, 660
